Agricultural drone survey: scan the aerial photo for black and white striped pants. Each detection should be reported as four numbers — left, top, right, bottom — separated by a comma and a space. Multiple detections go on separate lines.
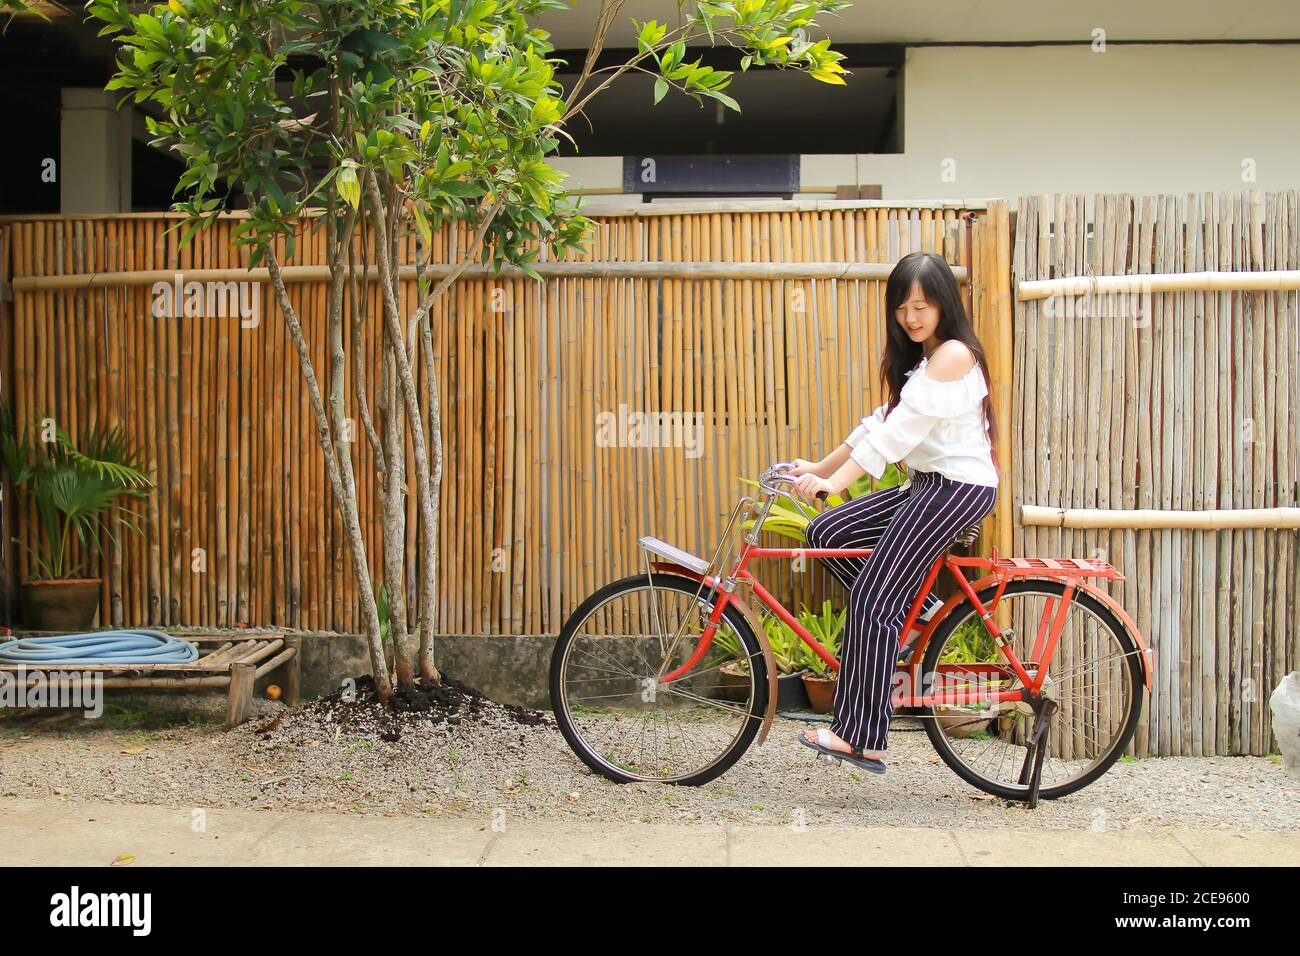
804, 469, 998, 752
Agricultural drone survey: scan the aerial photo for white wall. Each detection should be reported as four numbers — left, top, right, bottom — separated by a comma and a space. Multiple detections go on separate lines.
554, 44, 1300, 205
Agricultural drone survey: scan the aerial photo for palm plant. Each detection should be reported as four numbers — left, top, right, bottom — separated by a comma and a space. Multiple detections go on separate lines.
0, 405, 152, 581
939, 616, 1000, 665
794, 600, 846, 675
759, 612, 807, 676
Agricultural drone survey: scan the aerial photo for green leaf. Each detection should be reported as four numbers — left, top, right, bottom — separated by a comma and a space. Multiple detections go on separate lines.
439, 180, 485, 198
413, 202, 432, 248
661, 40, 684, 73
699, 7, 715, 44
339, 28, 404, 56
530, 96, 562, 125
708, 91, 740, 113
653, 77, 668, 105
809, 67, 848, 86
336, 164, 361, 210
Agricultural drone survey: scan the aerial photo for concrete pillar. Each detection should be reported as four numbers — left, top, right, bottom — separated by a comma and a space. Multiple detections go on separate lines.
60, 88, 132, 213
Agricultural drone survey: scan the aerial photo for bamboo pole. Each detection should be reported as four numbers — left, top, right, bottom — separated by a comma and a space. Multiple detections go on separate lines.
0, 199, 991, 225
1247, 190, 1267, 755
991, 200, 1014, 562
1019, 267, 1300, 300
12, 259, 972, 292
0, 226, 12, 616
1208, 192, 1228, 756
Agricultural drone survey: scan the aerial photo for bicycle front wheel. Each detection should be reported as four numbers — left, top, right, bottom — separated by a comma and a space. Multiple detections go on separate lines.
549, 572, 768, 786
919, 579, 1145, 801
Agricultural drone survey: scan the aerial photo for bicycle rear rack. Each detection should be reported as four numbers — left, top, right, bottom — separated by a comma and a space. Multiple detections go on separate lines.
989, 556, 1124, 580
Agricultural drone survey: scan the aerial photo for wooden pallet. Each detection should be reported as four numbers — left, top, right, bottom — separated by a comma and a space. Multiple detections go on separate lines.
0, 632, 301, 728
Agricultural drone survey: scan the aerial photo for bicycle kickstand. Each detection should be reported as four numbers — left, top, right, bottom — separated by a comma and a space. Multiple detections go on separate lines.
1020, 698, 1059, 810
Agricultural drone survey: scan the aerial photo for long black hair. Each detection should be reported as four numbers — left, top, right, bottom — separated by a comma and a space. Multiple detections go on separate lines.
879, 251, 999, 468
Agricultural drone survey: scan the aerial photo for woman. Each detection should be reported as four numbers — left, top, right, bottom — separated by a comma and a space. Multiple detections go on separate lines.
788, 251, 1000, 774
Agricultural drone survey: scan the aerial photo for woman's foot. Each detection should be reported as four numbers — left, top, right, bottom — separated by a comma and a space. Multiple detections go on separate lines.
801, 727, 884, 760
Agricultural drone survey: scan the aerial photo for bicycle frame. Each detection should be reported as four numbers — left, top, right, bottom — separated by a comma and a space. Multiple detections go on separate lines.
642, 469, 1152, 746
660, 546, 1057, 703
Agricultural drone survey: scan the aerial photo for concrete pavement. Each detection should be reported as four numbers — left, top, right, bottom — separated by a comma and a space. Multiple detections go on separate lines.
1, 798, 1295, 866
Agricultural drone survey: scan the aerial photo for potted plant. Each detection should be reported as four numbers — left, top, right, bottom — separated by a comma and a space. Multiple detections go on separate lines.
1, 407, 152, 631
731, 466, 908, 713
934, 617, 1004, 738
796, 600, 846, 714
709, 627, 752, 703
934, 703, 999, 738
758, 613, 815, 711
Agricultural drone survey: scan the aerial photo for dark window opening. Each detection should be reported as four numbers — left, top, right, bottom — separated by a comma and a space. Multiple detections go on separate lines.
555, 43, 903, 158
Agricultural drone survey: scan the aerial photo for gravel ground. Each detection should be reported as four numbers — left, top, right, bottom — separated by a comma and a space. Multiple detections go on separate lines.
1, 695, 1296, 832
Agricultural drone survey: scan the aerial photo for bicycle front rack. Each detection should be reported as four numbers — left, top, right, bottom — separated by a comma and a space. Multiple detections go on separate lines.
637, 491, 760, 679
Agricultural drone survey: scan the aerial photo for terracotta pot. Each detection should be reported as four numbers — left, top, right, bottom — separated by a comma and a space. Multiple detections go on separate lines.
716, 661, 752, 702
801, 672, 837, 714
935, 706, 995, 739
22, 579, 101, 631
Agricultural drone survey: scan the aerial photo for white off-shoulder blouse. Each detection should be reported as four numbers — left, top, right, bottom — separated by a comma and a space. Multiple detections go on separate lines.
841, 356, 999, 488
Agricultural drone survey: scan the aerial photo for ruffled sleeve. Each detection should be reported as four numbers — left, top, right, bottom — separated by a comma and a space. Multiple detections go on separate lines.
846, 359, 985, 479
842, 401, 888, 449
848, 401, 939, 479
899, 359, 987, 418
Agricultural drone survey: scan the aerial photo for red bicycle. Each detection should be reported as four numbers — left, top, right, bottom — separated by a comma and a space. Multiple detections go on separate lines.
550, 462, 1153, 806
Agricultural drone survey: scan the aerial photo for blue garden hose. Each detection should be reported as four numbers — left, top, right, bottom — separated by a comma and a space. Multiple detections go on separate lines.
0, 630, 199, 665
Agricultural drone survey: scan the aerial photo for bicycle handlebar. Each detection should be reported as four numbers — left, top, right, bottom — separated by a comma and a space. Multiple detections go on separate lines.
766, 461, 829, 502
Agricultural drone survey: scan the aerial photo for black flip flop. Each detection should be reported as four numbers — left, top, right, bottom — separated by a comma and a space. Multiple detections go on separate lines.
797, 729, 887, 774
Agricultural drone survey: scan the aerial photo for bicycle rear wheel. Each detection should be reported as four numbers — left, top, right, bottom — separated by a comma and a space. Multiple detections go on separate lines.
918, 579, 1144, 801
549, 572, 768, 785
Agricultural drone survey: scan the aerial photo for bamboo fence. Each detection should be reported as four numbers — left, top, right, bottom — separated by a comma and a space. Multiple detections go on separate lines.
1013, 190, 1299, 757
3, 192, 1294, 757
0, 201, 1013, 644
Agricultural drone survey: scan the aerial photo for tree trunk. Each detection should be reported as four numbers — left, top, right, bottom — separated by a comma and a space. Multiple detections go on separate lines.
380, 342, 415, 688
266, 247, 391, 701
418, 315, 443, 681
366, 174, 441, 686
407, 202, 501, 679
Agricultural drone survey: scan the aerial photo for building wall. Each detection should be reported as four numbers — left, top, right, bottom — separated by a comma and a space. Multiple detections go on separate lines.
557, 43, 1300, 206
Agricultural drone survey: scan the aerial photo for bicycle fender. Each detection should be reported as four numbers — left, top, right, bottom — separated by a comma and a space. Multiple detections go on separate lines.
649, 561, 780, 746
930, 573, 1154, 692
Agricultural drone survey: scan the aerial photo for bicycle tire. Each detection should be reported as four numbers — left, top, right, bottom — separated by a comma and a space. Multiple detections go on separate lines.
918, 578, 1145, 802
550, 572, 768, 786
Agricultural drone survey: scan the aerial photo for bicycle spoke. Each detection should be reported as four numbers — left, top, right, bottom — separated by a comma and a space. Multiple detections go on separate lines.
1049, 649, 1144, 682
656, 683, 753, 718
570, 642, 640, 681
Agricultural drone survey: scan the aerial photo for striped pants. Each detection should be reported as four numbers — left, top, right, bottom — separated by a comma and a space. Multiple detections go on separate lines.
804, 470, 998, 752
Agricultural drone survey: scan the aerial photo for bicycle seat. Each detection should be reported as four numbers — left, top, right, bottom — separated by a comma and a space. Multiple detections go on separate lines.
948, 521, 982, 552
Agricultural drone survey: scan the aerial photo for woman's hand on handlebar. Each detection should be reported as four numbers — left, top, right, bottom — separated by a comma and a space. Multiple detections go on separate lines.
791, 473, 835, 501
788, 457, 825, 478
